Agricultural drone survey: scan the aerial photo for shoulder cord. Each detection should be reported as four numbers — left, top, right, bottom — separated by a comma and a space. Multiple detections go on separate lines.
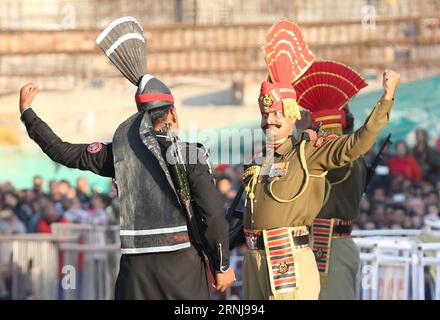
242, 165, 261, 214
321, 162, 354, 206
268, 140, 327, 203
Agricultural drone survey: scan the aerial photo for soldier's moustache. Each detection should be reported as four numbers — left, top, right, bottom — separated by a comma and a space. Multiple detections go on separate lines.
263, 123, 282, 130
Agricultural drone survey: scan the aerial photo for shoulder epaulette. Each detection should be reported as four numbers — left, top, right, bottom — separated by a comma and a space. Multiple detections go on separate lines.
300, 129, 318, 142
314, 134, 339, 148
326, 134, 339, 140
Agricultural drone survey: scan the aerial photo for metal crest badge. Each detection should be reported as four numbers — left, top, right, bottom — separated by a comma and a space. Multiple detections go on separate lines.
268, 161, 289, 177
316, 248, 323, 259
260, 93, 273, 110
278, 261, 289, 274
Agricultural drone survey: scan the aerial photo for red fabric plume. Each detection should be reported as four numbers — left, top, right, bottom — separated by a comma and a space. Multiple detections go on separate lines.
293, 60, 367, 112
261, 19, 316, 84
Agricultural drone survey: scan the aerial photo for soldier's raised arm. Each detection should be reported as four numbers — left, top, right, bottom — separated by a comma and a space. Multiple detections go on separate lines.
19, 83, 114, 178
307, 70, 400, 171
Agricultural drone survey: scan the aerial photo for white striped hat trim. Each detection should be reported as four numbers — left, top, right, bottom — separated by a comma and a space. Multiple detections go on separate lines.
138, 74, 155, 92
96, 16, 143, 44
105, 33, 144, 56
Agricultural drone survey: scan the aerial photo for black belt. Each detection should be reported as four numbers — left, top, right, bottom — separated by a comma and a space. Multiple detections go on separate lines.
332, 224, 352, 237
245, 231, 310, 250
313, 218, 352, 238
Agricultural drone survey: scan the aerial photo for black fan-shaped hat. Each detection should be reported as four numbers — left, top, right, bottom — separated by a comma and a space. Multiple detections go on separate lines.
96, 17, 174, 111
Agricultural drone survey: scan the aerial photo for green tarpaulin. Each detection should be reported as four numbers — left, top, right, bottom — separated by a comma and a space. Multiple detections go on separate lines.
0, 146, 111, 192
349, 74, 440, 143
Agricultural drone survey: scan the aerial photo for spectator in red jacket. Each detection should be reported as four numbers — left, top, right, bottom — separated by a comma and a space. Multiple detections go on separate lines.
389, 140, 423, 182
412, 129, 440, 183
37, 201, 67, 233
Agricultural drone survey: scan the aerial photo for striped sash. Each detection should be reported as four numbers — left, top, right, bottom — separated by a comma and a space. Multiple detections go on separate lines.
311, 219, 333, 281
263, 226, 309, 295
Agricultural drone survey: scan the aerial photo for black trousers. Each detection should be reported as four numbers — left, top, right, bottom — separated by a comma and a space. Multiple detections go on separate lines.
114, 245, 211, 300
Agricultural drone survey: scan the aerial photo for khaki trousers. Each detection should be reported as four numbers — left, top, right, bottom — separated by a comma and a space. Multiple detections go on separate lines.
318, 237, 360, 300
242, 246, 320, 300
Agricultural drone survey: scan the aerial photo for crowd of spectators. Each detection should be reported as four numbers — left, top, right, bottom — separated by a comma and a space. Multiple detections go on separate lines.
355, 128, 440, 230
3, 128, 439, 237
0, 177, 118, 236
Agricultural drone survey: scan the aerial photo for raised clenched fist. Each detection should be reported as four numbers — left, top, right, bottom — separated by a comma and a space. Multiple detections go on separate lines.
19, 83, 41, 114
382, 69, 400, 101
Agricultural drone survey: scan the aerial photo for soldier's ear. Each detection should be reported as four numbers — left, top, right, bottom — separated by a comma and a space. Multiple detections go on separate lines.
169, 105, 178, 124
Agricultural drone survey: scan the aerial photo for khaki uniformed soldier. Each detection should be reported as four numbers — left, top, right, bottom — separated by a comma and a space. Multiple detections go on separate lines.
241, 64, 400, 299
309, 106, 366, 300
312, 156, 366, 300
293, 61, 369, 300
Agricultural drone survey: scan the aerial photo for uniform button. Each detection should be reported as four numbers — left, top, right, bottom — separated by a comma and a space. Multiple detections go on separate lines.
258, 179, 262, 183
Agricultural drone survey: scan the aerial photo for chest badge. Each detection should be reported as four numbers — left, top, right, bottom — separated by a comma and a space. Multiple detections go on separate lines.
268, 161, 289, 178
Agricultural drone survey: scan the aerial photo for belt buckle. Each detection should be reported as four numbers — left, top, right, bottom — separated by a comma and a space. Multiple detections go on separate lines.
246, 231, 261, 250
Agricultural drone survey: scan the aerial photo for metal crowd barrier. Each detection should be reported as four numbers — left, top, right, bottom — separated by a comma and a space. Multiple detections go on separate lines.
0, 224, 120, 300
353, 229, 440, 300
416, 243, 440, 300
53, 223, 121, 300
353, 230, 422, 300
2, 224, 440, 300
425, 219, 440, 232
51, 223, 120, 247
58, 242, 120, 300
0, 233, 76, 299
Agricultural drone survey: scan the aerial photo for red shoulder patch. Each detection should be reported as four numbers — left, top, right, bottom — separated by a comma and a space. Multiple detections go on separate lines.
87, 142, 103, 154
314, 137, 324, 148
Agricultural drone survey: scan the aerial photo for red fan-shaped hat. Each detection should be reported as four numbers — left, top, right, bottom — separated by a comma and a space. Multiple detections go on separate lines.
258, 19, 316, 120
293, 60, 367, 130
262, 19, 315, 83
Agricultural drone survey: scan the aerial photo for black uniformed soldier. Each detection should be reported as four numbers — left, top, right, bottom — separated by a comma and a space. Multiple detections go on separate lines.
18, 16, 235, 300
19, 83, 235, 299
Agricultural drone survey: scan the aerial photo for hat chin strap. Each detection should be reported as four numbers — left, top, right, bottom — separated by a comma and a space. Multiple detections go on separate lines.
266, 137, 288, 149
274, 137, 288, 145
